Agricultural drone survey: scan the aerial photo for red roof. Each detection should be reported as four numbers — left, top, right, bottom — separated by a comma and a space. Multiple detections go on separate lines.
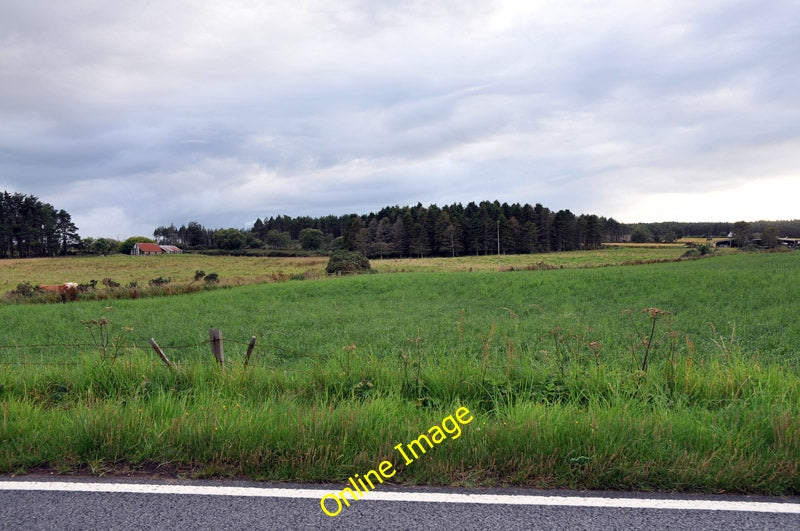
135, 243, 163, 253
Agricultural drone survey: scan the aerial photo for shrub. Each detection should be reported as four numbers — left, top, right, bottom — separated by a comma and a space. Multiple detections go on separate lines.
326, 250, 372, 275
681, 244, 714, 259
11, 282, 35, 298
149, 276, 171, 287
204, 273, 219, 284
80, 280, 99, 292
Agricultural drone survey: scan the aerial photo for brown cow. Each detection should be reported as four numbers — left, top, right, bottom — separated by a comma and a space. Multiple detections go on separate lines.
37, 282, 79, 301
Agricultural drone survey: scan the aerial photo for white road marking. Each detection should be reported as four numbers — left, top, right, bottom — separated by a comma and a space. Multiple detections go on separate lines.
1, 481, 799, 514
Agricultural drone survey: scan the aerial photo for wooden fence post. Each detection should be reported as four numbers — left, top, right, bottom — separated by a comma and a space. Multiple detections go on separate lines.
149, 338, 173, 371
210, 328, 224, 367
244, 336, 257, 369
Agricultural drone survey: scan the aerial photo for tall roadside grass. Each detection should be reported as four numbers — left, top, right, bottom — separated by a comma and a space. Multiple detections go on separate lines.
1, 318, 798, 493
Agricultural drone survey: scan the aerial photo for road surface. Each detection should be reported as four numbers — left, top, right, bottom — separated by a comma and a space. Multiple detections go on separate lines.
1, 476, 798, 530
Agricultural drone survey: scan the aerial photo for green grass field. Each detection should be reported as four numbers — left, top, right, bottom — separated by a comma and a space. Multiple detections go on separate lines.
1, 249, 798, 493
0, 245, 696, 294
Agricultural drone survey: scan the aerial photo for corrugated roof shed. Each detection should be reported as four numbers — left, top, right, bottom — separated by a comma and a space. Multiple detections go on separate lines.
133, 243, 163, 254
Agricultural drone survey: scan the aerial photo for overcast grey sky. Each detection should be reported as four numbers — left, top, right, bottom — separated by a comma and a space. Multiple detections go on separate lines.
1, 1, 798, 238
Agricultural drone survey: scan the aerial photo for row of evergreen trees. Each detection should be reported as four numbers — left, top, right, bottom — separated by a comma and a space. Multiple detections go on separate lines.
0, 192, 80, 258
152, 202, 800, 257
152, 201, 622, 257
252, 201, 625, 257
5, 190, 797, 260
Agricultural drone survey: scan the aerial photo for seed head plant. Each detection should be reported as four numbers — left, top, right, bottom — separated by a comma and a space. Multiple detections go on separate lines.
81, 316, 132, 363
624, 307, 673, 373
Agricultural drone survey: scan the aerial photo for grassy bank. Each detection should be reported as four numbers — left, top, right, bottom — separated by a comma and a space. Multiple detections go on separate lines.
1, 251, 798, 493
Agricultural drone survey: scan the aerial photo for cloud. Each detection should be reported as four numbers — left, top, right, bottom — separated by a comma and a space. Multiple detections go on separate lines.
613, 173, 800, 223
0, 0, 798, 237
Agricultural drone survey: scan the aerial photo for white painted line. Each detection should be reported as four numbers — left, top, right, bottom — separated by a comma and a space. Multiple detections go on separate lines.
1, 481, 799, 514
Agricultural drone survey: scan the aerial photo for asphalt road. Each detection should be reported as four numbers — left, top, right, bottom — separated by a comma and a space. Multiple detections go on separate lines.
1, 477, 798, 530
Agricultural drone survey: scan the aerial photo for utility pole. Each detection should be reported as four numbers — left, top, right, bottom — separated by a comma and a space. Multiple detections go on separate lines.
497, 219, 500, 255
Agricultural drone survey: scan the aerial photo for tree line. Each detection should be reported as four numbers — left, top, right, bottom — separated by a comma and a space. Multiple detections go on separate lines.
626, 220, 800, 244
153, 202, 800, 257
4, 191, 798, 259
0, 192, 79, 258
156, 201, 626, 257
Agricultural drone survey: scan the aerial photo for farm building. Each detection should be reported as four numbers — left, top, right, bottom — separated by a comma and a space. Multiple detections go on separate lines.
131, 243, 183, 255
715, 235, 800, 249
131, 243, 162, 255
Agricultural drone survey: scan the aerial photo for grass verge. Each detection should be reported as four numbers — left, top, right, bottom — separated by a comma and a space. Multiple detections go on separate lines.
1, 345, 797, 493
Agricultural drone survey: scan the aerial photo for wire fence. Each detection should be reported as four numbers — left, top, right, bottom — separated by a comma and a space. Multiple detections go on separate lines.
0, 333, 318, 367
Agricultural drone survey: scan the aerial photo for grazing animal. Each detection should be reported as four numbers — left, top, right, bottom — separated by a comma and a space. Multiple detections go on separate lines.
38, 282, 79, 301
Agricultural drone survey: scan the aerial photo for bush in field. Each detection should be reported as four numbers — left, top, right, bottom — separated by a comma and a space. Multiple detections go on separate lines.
204, 273, 219, 284
682, 244, 714, 259
326, 250, 372, 275
11, 282, 35, 298
80, 280, 99, 292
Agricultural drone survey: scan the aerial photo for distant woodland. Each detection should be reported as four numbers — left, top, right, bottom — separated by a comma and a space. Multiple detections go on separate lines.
153, 201, 800, 258
3, 191, 799, 259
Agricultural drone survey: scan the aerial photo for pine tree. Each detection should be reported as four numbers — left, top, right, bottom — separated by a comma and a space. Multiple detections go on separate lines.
55, 209, 79, 255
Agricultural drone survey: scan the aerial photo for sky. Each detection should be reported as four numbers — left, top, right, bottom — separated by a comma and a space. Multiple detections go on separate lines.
1, 0, 798, 238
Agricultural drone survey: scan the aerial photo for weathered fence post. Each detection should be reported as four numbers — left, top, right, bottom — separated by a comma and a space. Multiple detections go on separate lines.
149, 338, 173, 371
210, 328, 224, 367
244, 336, 257, 369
